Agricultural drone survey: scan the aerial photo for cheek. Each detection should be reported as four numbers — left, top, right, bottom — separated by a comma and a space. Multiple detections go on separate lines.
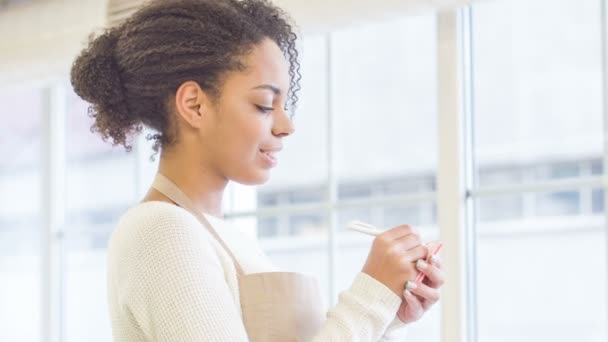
244, 125, 266, 158
212, 101, 268, 167
226, 116, 266, 160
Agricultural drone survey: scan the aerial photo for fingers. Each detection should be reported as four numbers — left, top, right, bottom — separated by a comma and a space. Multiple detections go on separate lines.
405, 280, 440, 306
425, 240, 442, 255
430, 254, 442, 269
403, 288, 424, 315
415, 258, 445, 288
397, 238, 444, 318
403, 244, 429, 265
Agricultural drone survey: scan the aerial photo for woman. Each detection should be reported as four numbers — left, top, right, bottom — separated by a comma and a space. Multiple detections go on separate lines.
70, 0, 445, 340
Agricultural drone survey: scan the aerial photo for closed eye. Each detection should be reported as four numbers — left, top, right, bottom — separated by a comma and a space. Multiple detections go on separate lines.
255, 104, 274, 113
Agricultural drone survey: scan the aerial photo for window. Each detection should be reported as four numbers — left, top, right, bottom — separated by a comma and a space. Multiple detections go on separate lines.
331, 13, 440, 341
0, 87, 44, 342
472, 0, 606, 340
63, 87, 137, 342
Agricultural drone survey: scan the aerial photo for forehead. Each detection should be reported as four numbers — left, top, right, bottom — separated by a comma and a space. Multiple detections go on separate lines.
238, 39, 290, 91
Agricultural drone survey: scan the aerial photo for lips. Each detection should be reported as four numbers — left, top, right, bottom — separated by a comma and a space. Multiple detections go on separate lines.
260, 150, 276, 158
259, 148, 279, 167
260, 146, 282, 155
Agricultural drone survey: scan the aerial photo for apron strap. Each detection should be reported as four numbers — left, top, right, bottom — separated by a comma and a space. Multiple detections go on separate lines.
151, 172, 245, 276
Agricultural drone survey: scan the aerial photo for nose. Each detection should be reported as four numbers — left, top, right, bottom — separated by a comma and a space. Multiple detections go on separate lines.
272, 106, 295, 137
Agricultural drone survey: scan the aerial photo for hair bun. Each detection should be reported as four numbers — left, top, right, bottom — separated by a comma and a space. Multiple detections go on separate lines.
70, 28, 139, 151
70, 28, 128, 116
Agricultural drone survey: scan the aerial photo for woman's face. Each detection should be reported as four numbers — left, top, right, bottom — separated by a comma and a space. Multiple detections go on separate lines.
201, 38, 295, 185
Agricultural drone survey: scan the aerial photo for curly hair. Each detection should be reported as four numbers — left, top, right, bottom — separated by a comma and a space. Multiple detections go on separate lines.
70, 0, 301, 158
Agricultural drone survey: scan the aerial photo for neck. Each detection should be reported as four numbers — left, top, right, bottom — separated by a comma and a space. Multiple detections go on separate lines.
155, 148, 228, 219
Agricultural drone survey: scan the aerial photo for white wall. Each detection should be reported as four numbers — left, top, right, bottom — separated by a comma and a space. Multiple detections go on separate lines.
0, 0, 108, 85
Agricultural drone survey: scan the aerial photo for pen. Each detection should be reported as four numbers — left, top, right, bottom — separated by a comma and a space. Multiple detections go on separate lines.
414, 241, 443, 283
346, 220, 382, 236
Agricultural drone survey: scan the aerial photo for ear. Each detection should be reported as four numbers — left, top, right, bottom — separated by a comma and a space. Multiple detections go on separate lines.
174, 81, 214, 129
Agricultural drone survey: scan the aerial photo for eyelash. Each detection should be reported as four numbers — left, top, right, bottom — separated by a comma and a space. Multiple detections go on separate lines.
255, 104, 292, 119
256, 105, 274, 114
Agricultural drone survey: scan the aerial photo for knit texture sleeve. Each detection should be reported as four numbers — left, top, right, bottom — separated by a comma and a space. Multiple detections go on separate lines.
310, 271, 404, 342
122, 206, 250, 341
379, 316, 410, 341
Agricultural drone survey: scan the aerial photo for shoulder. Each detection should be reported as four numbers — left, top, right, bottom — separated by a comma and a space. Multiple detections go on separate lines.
117, 201, 202, 235
107, 202, 236, 310
118, 201, 199, 228
109, 201, 212, 256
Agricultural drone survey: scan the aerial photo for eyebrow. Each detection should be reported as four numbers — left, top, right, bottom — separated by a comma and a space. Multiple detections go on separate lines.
250, 84, 281, 95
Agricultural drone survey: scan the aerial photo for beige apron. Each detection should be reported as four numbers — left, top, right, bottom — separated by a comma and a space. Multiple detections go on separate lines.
151, 173, 326, 341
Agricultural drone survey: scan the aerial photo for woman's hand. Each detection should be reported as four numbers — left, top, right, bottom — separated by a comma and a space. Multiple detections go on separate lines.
361, 225, 429, 299
397, 241, 444, 324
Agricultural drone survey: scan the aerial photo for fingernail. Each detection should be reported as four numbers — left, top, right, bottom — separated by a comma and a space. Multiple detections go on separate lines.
430, 255, 440, 265
404, 289, 412, 297
406, 280, 417, 290
416, 259, 428, 269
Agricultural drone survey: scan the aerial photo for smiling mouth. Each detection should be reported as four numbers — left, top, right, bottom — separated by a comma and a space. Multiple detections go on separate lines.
259, 149, 278, 166
260, 149, 276, 158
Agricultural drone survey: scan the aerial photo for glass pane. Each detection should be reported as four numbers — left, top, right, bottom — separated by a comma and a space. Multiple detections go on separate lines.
476, 190, 606, 341
536, 191, 580, 216
592, 189, 603, 214
472, 3, 606, 338
63, 88, 137, 342
478, 193, 523, 221
473, 0, 603, 187
0, 87, 43, 342
333, 14, 438, 193
477, 188, 597, 222
331, 13, 439, 340
591, 160, 603, 175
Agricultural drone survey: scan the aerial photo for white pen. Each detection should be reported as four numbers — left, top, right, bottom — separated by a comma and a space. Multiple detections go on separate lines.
346, 220, 382, 236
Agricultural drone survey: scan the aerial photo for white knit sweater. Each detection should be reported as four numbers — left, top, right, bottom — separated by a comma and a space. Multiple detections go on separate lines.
106, 201, 410, 341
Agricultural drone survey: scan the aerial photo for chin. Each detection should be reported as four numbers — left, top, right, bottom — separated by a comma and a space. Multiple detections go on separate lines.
233, 170, 270, 186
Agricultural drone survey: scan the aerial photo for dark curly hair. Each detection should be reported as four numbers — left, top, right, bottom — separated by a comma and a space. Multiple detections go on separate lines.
70, 0, 301, 158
